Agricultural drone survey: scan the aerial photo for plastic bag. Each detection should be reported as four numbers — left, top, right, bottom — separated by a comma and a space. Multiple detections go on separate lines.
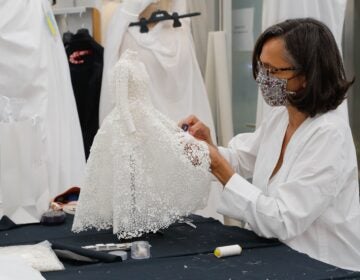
0, 256, 46, 280
0, 241, 64, 272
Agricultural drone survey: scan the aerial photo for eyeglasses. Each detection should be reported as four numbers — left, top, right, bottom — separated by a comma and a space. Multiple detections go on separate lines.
257, 61, 299, 76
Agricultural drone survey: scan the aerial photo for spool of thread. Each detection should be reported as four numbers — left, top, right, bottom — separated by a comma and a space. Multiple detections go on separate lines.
214, 245, 242, 258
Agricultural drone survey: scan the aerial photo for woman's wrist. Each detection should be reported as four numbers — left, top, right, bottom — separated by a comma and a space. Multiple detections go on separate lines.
211, 153, 235, 186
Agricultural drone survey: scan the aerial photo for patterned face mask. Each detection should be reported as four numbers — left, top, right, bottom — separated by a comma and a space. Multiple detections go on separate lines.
256, 63, 297, 107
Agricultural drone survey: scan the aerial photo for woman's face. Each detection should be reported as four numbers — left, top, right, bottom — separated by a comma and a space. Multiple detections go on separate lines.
259, 37, 305, 93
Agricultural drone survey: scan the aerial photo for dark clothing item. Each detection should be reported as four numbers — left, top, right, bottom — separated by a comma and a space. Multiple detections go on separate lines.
0, 215, 17, 231
64, 29, 103, 159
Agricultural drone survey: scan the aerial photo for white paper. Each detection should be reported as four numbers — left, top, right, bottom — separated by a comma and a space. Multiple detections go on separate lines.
232, 8, 255, 51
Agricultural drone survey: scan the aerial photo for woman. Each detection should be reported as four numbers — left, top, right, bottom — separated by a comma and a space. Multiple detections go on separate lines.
181, 18, 360, 271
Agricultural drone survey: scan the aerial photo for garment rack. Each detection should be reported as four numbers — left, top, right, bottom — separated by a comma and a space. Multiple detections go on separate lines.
129, 10, 201, 33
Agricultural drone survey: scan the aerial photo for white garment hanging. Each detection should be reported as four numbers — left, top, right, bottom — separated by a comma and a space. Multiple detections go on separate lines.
0, 0, 85, 223
256, 0, 348, 127
205, 31, 234, 146
99, 1, 215, 140
218, 107, 360, 271
101, 0, 122, 45
72, 50, 211, 239
186, 0, 218, 76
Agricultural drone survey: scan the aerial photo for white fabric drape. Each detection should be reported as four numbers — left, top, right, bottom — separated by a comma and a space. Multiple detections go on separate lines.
99, 0, 215, 132
256, 0, 348, 127
101, 0, 122, 45
0, 0, 85, 223
100, 1, 214, 130
205, 31, 233, 146
187, 0, 218, 76
101, 0, 218, 73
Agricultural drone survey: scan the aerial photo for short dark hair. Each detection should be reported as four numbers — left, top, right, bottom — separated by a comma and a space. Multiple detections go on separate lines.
252, 18, 354, 117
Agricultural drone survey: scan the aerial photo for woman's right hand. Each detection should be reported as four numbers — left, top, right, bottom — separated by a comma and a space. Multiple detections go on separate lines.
178, 115, 215, 147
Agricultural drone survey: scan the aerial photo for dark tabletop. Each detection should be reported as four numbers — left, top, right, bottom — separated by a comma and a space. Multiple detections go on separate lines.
1, 214, 358, 280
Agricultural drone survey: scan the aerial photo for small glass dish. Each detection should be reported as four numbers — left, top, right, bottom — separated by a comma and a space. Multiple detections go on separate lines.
131, 241, 151, 260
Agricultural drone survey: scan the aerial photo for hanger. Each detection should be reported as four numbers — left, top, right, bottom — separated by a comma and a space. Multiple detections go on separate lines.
64, 13, 70, 32
129, 10, 201, 33
62, 13, 73, 47
78, 8, 86, 29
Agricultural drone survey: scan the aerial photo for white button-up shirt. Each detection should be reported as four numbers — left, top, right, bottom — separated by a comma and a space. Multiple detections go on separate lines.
218, 107, 360, 271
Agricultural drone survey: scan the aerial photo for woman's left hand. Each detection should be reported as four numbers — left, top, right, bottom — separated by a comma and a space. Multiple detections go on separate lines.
207, 144, 235, 186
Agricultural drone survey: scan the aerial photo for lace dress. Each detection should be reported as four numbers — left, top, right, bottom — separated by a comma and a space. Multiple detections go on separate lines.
72, 50, 211, 239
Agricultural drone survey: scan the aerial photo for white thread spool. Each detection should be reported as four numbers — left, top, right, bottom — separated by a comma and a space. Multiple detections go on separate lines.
214, 245, 242, 258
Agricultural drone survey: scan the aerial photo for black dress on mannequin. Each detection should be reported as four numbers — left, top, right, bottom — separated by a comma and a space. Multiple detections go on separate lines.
64, 29, 104, 159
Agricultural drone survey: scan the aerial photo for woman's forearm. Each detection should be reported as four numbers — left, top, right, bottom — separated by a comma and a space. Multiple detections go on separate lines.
210, 148, 235, 186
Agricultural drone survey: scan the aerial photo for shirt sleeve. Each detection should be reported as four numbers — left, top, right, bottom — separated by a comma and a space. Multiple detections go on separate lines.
218, 124, 345, 241
218, 124, 264, 179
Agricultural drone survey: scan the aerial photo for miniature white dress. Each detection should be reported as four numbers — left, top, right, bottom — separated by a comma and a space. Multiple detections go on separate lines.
72, 50, 211, 239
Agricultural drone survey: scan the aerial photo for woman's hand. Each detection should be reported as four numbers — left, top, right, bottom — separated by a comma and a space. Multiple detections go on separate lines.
178, 115, 215, 147
207, 144, 235, 186
179, 115, 235, 186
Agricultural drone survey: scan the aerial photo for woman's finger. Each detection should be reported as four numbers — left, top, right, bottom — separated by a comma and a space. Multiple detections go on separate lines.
188, 121, 209, 140
178, 115, 199, 129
